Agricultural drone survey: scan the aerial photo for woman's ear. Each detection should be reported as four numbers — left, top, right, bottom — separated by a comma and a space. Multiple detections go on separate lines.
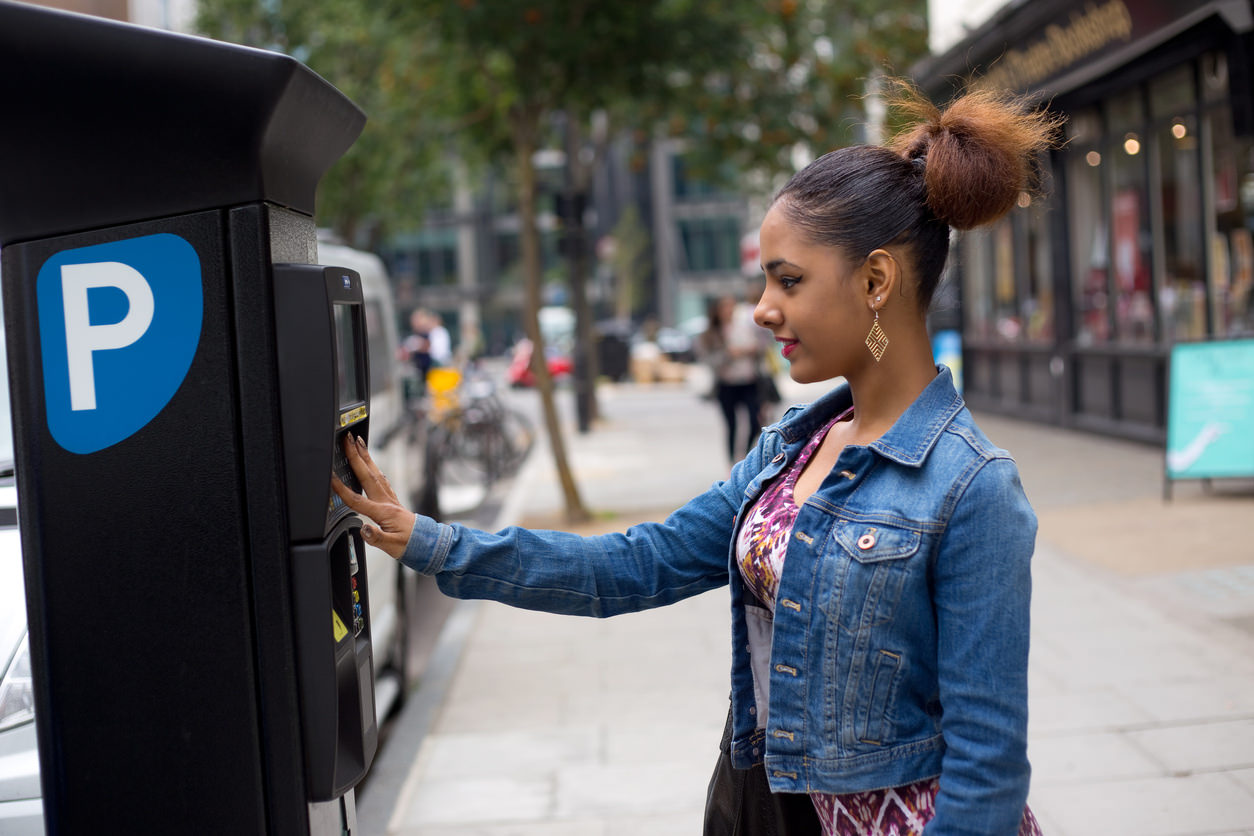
863, 248, 901, 307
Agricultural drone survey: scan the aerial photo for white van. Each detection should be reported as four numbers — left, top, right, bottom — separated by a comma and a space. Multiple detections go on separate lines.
316, 234, 414, 719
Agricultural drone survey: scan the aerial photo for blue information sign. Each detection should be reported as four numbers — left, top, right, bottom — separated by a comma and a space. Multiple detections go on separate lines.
1165, 339, 1254, 481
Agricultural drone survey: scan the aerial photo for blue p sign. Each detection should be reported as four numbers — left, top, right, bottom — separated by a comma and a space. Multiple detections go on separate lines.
36, 233, 203, 454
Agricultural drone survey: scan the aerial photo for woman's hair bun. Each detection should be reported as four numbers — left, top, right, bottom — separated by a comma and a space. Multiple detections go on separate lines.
886, 80, 1063, 231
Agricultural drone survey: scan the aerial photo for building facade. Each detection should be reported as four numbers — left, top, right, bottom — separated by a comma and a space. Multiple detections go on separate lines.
381, 137, 752, 357
919, 0, 1254, 442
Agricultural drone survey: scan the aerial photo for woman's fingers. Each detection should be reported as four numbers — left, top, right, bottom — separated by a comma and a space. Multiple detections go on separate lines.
333, 436, 417, 560
331, 472, 376, 515
343, 434, 398, 504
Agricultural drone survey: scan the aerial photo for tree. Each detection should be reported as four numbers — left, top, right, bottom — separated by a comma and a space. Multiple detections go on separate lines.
402, 0, 756, 523
196, 0, 450, 245
195, 0, 930, 524
646, 0, 930, 186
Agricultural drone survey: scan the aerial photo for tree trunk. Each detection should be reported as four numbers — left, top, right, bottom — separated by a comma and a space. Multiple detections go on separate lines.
564, 110, 600, 431
513, 108, 590, 523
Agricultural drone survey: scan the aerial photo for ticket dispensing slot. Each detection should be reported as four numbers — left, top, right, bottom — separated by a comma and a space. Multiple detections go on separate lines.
274, 263, 378, 801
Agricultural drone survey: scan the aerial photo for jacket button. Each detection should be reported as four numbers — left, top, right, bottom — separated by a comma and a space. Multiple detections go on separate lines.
772, 453, 785, 463
857, 531, 876, 550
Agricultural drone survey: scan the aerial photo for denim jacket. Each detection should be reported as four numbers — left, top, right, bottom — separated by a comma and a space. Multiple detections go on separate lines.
401, 367, 1037, 835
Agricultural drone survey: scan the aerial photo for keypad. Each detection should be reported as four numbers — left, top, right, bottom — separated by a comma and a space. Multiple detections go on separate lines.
330, 436, 361, 517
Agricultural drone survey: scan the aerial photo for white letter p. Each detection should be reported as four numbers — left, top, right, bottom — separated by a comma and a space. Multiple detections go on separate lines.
61, 262, 155, 411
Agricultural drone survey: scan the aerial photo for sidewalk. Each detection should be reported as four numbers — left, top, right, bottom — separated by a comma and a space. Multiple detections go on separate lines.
384, 371, 1254, 836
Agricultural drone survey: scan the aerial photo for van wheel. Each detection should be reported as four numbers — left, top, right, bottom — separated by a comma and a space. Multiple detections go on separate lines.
383, 572, 413, 717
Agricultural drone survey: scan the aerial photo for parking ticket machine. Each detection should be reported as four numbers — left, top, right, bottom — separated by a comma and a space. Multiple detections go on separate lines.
274, 264, 378, 800
0, 4, 382, 833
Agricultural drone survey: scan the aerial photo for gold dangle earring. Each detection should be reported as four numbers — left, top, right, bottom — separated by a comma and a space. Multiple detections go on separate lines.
865, 296, 888, 362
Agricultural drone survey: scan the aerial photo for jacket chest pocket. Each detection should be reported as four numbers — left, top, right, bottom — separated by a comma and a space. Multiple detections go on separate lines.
831, 523, 923, 632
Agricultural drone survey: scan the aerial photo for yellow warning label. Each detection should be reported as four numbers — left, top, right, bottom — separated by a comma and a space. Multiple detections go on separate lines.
339, 406, 368, 427
332, 610, 349, 643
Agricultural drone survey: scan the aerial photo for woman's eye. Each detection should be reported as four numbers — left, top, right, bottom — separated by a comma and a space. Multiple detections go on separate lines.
779, 275, 800, 290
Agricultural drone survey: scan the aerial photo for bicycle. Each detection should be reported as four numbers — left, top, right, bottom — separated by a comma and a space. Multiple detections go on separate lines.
406, 365, 536, 517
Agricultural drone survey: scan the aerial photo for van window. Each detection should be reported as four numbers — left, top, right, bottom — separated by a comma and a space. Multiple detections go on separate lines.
363, 300, 394, 396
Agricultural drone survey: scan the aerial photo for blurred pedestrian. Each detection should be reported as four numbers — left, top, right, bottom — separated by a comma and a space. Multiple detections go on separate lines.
334, 79, 1056, 836
400, 308, 432, 400
700, 294, 766, 463
737, 278, 783, 425
425, 309, 452, 367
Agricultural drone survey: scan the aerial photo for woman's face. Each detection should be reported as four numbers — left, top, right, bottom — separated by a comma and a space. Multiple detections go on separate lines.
753, 203, 871, 384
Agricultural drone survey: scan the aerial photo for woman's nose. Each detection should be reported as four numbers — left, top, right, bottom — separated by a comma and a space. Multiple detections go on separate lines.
753, 295, 778, 328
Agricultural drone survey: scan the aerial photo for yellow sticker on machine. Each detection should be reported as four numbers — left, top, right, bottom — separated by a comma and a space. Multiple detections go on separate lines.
332, 610, 349, 643
339, 406, 368, 427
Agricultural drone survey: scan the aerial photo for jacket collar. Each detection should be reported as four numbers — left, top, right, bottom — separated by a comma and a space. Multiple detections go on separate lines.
774, 366, 964, 469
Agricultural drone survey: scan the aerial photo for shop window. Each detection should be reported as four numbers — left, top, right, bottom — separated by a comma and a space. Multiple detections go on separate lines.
1023, 193, 1054, 342
959, 191, 1053, 344
992, 217, 1017, 339
961, 226, 994, 341
1150, 64, 1206, 341
1068, 108, 1109, 345
1207, 104, 1254, 337
1157, 112, 1206, 340
1108, 94, 1156, 343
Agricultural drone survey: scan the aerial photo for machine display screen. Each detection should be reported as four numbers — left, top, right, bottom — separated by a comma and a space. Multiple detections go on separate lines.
333, 301, 364, 409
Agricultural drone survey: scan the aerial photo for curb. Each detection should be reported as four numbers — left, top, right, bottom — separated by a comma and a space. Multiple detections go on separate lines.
376, 436, 550, 834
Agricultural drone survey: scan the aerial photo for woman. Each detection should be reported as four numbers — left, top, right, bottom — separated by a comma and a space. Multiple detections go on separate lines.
335, 81, 1055, 835
700, 294, 767, 462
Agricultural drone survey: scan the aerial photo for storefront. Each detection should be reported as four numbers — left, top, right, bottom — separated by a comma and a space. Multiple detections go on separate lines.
917, 0, 1254, 442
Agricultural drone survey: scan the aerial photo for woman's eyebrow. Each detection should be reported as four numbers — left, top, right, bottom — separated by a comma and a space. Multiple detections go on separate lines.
763, 258, 801, 273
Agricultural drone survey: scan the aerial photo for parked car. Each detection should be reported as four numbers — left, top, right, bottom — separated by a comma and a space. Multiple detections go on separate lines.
506, 338, 573, 387
0, 238, 414, 830
0, 317, 40, 834
653, 326, 696, 363
0, 489, 38, 834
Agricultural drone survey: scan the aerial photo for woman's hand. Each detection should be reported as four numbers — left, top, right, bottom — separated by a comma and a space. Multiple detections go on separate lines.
331, 434, 417, 560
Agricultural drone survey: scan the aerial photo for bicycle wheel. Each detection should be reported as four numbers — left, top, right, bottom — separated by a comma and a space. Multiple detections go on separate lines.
434, 416, 494, 488
492, 407, 535, 477
427, 415, 493, 515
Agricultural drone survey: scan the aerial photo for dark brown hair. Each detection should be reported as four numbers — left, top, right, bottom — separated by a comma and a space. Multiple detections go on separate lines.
771, 79, 1063, 310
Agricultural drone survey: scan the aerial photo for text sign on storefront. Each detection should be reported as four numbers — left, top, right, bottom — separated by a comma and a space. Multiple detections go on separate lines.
962, 0, 1248, 96
1165, 339, 1254, 481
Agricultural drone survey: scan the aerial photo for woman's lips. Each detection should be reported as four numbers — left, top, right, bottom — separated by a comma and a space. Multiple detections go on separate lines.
778, 339, 798, 359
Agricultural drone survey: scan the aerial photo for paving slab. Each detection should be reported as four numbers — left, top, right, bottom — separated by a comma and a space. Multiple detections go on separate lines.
384, 378, 1254, 835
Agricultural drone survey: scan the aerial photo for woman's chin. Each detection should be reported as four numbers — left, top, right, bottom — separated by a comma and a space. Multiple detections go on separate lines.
787, 366, 821, 385
788, 366, 841, 386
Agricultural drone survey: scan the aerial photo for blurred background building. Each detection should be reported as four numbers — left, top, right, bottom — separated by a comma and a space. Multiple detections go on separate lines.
919, 0, 1254, 443
376, 137, 756, 358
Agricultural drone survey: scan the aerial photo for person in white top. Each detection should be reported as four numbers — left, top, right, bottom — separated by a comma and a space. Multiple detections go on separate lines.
700, 294, 766, 462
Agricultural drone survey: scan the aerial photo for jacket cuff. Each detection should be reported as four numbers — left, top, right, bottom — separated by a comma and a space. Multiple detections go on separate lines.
399, 514, 453, 575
